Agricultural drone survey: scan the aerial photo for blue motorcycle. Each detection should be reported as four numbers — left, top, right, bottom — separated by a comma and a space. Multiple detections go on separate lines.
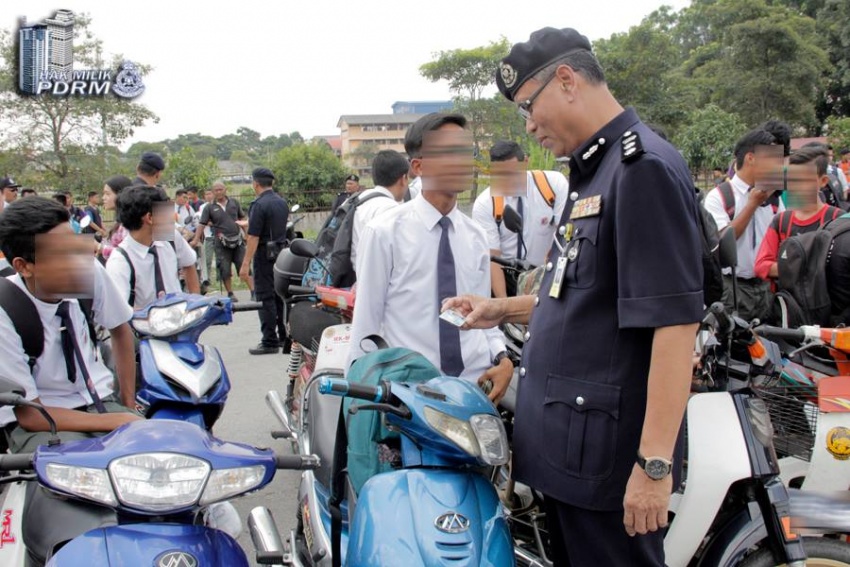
0, 293, 319, 566
254, 373, 515, 566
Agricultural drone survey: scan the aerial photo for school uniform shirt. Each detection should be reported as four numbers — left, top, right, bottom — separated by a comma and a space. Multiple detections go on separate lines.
408, 176, 422, 200
0, 260, 132, 426
704, 175, 784, 279
351, 186, 398, 270
349, 195, 506, 382
105, 230, 197, 309
472, 170, 569, 267
754, 205, 844, 281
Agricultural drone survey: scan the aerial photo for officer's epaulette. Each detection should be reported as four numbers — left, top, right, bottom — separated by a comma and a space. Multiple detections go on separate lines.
621, 131, 645, 163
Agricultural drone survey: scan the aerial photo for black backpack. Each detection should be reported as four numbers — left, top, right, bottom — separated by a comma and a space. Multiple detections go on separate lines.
774, 215, 850, 327
311, 190, 391, 288
696, 191, 724, 307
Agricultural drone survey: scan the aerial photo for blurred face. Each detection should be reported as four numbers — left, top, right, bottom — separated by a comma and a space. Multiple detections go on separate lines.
212, 184, 227, 200
204, 191, 214, 203
752, 144, 785, 193
22, 223, 95, 300
785, 162, 823, 209
188, 191, 197, 201
152, 200, 176, 241
102, 184, 117, 210
345, 180, 359, 193
490, 157, 527, 197
175, 194, 187, 207
90, 194, 101, 206
418, 125, 474, 195
3, 187, 18, 204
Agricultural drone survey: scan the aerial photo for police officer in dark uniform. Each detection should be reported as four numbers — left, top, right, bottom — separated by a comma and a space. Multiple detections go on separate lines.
240, 168, 289, 355
133, 152, 165, 187
444, 28, 703, 566
331, 174, 360, 213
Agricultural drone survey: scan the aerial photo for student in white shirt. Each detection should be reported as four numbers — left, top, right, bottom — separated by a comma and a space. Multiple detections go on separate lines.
350, 150, 409, 270
0, 197, 140, 453
350, 113, 512, 404
106, 185, 199, 309
472, 141, 568, 296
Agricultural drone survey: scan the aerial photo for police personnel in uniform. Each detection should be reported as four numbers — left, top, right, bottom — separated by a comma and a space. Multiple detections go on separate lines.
444, 28, 703, 566
240, 168, 289, 355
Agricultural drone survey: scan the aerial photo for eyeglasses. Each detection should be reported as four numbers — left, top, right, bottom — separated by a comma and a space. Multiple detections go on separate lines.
517, 73, 555, 120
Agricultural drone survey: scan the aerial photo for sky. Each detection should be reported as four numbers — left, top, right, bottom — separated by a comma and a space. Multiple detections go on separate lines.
4, 0, 691, 150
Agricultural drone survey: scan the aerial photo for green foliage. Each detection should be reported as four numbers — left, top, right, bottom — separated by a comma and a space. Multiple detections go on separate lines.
827, 116, 850, 153
166, 147, 220, 189
674, 104, 747, 174
271, 143, 347, 210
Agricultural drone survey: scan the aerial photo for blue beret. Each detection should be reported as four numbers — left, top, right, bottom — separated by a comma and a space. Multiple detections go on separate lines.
497, 27, 593, 102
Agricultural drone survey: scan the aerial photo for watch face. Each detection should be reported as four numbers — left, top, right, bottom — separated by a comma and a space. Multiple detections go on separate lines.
645, 458, 670, 480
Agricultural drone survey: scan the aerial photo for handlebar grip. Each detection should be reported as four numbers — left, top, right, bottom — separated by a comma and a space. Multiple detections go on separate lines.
274, 454, 320, 470
490, 256, 517, 268
754, 325, 806, 342
231, 302, 263, 312
0, 453, 33, 471
287, 286, 316, 296
318, 377, 385, 402
708, 302, 732, 333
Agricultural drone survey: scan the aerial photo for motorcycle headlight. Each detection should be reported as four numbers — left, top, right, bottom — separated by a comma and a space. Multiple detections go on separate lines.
424, 407, 509, 466
45, 463, 117, 506
199, 466, 266, 505
132, 302, 208, 337
746, 397, 776, 449
108, 453, 210, 512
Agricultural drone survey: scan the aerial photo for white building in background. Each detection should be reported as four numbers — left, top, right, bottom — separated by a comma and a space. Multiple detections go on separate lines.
45, 9, 74, 75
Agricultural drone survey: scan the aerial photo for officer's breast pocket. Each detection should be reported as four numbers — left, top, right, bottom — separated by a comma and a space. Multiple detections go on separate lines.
564, 219, 600, 289
542, 374, 620, 480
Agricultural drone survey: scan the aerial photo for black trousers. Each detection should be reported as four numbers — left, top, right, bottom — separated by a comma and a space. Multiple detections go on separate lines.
254, 254, 285, 347
544, 495, 665, 567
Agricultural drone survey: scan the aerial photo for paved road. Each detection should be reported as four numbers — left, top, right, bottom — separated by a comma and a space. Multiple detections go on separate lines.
205, 291, 301, 565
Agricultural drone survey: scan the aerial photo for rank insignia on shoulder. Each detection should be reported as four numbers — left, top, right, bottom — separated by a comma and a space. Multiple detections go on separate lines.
621, 130, 645, 163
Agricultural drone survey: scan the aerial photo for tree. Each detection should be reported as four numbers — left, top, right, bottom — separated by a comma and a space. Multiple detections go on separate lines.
826, 116, 850, 154
674, 104, 747, 179
271, 143, 347, 210
0, 14, 158, 188
420, 39, 512, 197
166, 147, 219, 190
348, 142, 380, 169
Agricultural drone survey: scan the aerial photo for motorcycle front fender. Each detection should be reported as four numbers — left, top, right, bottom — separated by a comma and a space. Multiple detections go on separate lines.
347, 469, 514, 567
46, 523, 248, 567
693, 501, 768, 567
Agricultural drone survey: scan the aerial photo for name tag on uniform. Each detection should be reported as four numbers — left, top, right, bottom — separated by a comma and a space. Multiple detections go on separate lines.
549, 256, 568, 298
569, 195, 602, 220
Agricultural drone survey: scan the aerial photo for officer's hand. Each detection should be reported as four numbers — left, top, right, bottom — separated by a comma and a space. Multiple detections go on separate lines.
478, 357, 513, 404
239, 263, 250, 282
623, 464, 672, 536
441, 295, 503, 330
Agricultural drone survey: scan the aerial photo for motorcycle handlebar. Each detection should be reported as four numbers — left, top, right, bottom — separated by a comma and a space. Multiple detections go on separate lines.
231, 302, 263, 312
318, 377, 387, 403
0, 453, 33, 471
706, 302, 733, 333
490, 256, 533, 271
754, 325, 806, 343
274, 454, 320, 470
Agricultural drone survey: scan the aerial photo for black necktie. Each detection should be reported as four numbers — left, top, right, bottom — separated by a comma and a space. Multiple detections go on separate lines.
56, 302, 106, 413
437, 216, 464, 377
148, 246, 165, 298
516, 197, 525, 259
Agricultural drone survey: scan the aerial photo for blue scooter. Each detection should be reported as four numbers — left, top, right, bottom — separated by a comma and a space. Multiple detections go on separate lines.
254, 373, 515, 566
0, 293, 319, 566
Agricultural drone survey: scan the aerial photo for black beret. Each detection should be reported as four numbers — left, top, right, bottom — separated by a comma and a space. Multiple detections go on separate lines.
497, 27, 593, 102
345, 174, 359, 182
252, 167, 275, 181
0, 177, 20, 189
140, 151, 165, 171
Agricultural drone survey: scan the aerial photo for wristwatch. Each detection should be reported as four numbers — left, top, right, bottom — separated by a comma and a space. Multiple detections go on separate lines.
492, 350, 511, 367
637, 452, 672, 481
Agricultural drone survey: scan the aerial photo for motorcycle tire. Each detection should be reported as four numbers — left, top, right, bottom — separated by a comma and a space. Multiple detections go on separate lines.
738, 536, 850, 566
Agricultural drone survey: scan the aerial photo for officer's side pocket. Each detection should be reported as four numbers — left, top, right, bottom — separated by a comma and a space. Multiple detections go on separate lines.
542, 374, 620, 480
565, 218, 600, 289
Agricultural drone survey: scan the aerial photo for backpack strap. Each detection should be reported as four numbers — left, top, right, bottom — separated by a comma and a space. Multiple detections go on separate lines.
329, 402, 348, 567
492, 195, 505, 227
0, 277, 44, 372
113, 247, 136, 307
823, 207, 843, 227
78, 298, 99, 347
717, 181, 736, 220
529, 170, 556, 208
778, 211, 793, 240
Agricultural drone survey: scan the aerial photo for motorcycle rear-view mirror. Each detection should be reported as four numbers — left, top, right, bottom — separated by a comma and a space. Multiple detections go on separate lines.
289, 238, 319, 259
503, 205, 523, 234
79, 216, 92, 230
290, 204, 300, 214
718, 227, 737, 269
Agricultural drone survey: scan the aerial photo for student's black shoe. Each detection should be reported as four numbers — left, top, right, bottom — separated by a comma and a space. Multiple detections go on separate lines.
249, 344, 279, 355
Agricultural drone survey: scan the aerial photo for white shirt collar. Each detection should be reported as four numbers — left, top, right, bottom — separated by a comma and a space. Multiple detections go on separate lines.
730, 174, 751, 195
413, 194, 462, 231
